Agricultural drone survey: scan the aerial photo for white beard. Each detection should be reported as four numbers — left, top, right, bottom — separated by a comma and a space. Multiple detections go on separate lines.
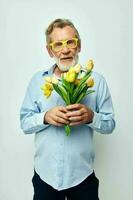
53, 54, 79, 72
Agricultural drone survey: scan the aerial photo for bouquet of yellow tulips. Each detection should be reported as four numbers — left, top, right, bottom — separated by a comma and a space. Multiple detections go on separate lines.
41, 59, 95, 136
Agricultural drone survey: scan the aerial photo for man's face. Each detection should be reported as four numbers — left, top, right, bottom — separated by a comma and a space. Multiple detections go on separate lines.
47, 26, 81, 72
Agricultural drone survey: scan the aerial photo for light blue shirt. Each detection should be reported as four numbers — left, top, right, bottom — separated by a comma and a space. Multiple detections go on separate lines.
20, 65, 115, 190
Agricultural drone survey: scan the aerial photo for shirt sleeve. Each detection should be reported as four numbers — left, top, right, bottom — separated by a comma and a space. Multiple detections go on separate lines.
87, 76, 115, 134
20, 74, 50, 134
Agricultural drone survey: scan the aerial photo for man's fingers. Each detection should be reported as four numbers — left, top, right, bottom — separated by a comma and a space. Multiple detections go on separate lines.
57, 111, 69, 120
66, 109, 84, 117
58, 106, 68, 113
66, 104, 81, 111
51, 119, 63, 126
69, 120, 83, 126
51, 117, 69, 126
69, 116, 82, 122
53, 115, 69, 125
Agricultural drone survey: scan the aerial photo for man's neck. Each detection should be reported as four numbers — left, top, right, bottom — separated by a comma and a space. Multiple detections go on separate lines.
53, 66, 61, 77
53, 66, 64, 77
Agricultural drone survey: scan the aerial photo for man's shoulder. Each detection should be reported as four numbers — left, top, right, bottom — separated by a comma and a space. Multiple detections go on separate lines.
26, 67, 51, 88
92, 71, 105, 82
31, 67, 51, 80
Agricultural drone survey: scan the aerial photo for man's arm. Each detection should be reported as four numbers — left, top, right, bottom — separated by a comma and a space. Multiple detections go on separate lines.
20, 74, 50, 134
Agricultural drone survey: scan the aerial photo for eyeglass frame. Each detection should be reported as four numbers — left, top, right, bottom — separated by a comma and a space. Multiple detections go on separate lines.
49, 37, 79, 52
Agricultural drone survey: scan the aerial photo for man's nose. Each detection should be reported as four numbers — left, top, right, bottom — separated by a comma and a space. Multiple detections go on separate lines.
62, 45, 70, 53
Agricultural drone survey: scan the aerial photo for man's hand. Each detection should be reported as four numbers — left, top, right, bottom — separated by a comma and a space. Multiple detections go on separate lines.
44, 106, 70, 126
66, 104, 94, 126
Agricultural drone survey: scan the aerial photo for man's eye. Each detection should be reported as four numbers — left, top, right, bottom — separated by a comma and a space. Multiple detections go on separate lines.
54, 42, 63, 47
67, 39, 76, 47
67, 40, 74, 45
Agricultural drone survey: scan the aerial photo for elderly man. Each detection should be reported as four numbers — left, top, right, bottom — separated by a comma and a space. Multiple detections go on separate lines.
20, 18, 115, 200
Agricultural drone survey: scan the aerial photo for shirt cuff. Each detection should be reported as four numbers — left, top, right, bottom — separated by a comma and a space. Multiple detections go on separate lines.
35, 112, 50, 129
86, 112, 101, 129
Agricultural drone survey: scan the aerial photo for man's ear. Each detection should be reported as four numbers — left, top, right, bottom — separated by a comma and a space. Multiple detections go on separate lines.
46, 45, 53, 58
78, 43, 81, 53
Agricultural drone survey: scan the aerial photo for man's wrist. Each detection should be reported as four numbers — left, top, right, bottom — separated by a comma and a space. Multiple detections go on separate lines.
86, 110, 94, 124
43, 112, 48, 124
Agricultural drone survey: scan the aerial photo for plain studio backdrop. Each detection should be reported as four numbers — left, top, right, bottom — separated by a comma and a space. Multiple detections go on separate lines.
0, 0, 133, 199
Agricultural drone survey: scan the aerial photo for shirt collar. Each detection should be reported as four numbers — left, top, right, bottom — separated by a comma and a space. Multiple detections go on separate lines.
42, 64, 57, 77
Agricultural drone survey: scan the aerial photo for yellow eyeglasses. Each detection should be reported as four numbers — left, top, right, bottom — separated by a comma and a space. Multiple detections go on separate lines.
49, 38, 78, 52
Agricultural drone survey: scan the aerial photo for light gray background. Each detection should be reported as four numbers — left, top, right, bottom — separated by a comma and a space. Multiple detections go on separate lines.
0, 0, 133, 199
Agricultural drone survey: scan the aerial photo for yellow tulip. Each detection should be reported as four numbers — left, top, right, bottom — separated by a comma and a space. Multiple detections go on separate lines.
44, 89, 52, 98
86, 59, 94, 71
41, 82, 53, 98
64, 71, 76, 83
86, 77, 94, 87
45, 82, 53, 90
51, 77, 58, 84
74, 78, 80, 85
74, 64, 81, 73
44, 76, 52, 83
68, 67, 75, 73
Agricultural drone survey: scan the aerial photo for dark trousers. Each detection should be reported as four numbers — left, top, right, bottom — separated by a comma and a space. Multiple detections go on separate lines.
32, 171, 99, 200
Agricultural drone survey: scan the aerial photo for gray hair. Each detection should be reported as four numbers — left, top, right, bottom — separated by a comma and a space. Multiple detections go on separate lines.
45, 18, 81, 47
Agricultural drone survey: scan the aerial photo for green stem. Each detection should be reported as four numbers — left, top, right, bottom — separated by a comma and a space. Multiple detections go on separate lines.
65, 125, 71, 136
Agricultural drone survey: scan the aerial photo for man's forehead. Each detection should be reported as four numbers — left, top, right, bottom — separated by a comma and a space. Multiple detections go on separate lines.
50, 26, 76, 41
